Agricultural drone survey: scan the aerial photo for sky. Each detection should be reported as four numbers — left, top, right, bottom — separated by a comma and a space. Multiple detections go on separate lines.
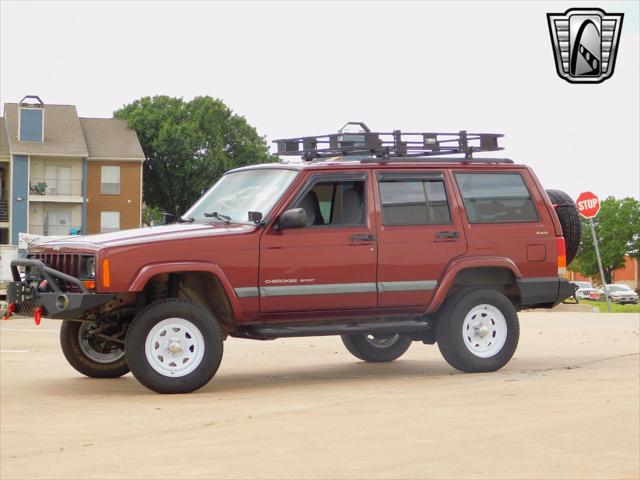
1, 0, 638, 201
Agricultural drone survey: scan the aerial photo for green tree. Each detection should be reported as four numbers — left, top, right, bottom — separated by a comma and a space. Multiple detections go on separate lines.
141, 205, 164, 227
569, 196, 640, 284
115, 96, 276, 217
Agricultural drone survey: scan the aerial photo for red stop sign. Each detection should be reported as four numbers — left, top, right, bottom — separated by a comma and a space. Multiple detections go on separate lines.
576, 191, 600, 218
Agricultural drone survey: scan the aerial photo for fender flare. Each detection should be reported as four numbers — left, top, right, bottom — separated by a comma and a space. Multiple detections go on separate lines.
128, 261, 242, 321
426, 256, 522, 314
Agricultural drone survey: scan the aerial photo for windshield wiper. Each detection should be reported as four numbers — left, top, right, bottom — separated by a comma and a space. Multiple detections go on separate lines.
203, 212, 231, 224
178, 216, 195, 223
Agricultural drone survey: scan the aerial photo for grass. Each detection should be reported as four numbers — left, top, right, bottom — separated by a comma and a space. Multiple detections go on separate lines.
578, 299, 640, 313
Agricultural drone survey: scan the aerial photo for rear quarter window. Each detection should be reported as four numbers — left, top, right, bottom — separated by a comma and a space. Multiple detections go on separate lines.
455, 172, 539, 223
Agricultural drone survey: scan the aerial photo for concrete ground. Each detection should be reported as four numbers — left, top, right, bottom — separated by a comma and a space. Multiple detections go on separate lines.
1, 312, 638, 480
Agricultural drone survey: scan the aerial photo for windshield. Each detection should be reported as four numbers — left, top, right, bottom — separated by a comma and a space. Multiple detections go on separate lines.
184, 169, 298, 224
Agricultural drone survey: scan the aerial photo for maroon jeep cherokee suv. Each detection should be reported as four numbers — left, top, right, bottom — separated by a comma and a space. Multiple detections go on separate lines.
7, 125, 579, 394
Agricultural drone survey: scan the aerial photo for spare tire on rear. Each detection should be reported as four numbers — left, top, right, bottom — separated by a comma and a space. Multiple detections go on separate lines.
546, 189, 581, 265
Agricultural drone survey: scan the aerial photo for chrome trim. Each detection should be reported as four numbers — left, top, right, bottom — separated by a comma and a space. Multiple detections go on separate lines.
259, 282, 377, 297
234, 287, 260, 298
254, 280, 438, 297
378, 280, 437, 292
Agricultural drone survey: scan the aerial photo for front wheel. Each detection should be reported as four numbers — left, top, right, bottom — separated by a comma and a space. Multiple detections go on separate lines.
341, 333, 413, 362
436, 288, 519, 373
60, 320, 130, 378
125, 299, 223, 394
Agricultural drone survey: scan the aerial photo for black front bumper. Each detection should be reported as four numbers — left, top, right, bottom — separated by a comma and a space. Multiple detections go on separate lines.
7, 259, 113, 320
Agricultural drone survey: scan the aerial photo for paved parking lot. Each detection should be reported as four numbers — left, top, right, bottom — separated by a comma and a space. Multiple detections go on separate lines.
1, 312, 639, 480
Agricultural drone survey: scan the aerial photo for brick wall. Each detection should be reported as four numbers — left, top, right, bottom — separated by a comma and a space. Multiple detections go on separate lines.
86, 161, 142, 234
612, 256, 639, 289
567, 256, 639, 289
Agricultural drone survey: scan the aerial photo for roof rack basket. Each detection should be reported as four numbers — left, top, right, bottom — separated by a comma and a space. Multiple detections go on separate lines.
274, 122, 510, 164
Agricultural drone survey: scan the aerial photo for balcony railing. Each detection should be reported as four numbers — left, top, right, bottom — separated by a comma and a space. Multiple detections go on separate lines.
29, 224, 82, 236
0, 200, 8, 223
30, 178, 82, 197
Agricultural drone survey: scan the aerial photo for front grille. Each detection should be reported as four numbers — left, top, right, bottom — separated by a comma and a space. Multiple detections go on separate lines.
27, 253, 83, 278
26, 253, 93, 293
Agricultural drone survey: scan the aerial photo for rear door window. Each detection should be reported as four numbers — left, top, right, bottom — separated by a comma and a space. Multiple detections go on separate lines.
455, 172, 538, 223
378, 173, 452, 226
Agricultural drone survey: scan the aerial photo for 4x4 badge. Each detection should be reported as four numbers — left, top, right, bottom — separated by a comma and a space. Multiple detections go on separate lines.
547, 8, 624, 84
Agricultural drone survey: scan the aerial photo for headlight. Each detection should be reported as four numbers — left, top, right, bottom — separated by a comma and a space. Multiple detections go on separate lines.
86, 257, 96, 278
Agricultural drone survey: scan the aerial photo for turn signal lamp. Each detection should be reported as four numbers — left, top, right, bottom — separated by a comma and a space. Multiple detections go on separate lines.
102, 259, 111, 288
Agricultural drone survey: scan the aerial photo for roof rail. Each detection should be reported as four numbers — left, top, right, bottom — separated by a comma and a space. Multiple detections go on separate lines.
274, 122, 505, 162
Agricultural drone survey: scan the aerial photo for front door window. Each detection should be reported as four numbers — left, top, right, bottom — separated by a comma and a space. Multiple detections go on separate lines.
294, 179, 366, 227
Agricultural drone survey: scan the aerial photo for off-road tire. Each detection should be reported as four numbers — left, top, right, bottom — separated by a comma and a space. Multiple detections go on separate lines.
60, 320, 130, 378
341, 333, 413, 362
546, 189, 581, 265
436, 288, 519, 373
125, 299, 223, 394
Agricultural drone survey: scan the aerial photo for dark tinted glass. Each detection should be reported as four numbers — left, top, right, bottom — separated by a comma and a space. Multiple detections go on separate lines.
379, 179, 451, 226
455, 173, 538, 223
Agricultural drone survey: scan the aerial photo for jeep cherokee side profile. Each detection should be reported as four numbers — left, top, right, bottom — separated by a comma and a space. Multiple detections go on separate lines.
6, 124, 579, 394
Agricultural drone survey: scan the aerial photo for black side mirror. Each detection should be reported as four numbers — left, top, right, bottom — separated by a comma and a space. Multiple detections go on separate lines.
248, 211, 263, 225
279, 208, 307, 229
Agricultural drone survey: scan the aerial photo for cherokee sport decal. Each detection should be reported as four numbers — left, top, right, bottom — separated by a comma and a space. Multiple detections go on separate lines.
264, 278, 316, 284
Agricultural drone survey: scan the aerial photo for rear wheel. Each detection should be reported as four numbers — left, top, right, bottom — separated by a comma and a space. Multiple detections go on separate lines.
125, 299, 223, 394
341, 333, 412, 362
60, 320, 129, 378
436, 288, 519, 373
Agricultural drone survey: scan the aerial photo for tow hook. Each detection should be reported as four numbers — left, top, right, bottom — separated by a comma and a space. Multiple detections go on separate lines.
3, 303, 15, 320
34, 307, 43, 326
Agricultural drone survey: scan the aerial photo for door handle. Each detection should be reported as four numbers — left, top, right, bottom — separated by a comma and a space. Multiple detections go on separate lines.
436, 231, 459, 239
350, 234, 376, 242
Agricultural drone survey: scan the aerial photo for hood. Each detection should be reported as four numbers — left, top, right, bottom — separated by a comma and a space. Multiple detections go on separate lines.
31, 222, 257, 251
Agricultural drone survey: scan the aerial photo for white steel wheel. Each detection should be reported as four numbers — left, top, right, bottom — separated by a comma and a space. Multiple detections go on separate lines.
144, 318, 205, 378
461, 304, 508, 358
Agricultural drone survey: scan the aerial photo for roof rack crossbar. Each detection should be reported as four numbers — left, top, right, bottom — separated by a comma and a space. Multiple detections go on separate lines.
274, 124, 504, 162
359, 157, 514, 164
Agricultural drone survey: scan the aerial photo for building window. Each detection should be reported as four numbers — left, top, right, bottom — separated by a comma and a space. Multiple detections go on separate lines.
100, 211, 120, 233
101, 166, 120, 194
19, 108, 44, 142
41, 210, 73, 236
